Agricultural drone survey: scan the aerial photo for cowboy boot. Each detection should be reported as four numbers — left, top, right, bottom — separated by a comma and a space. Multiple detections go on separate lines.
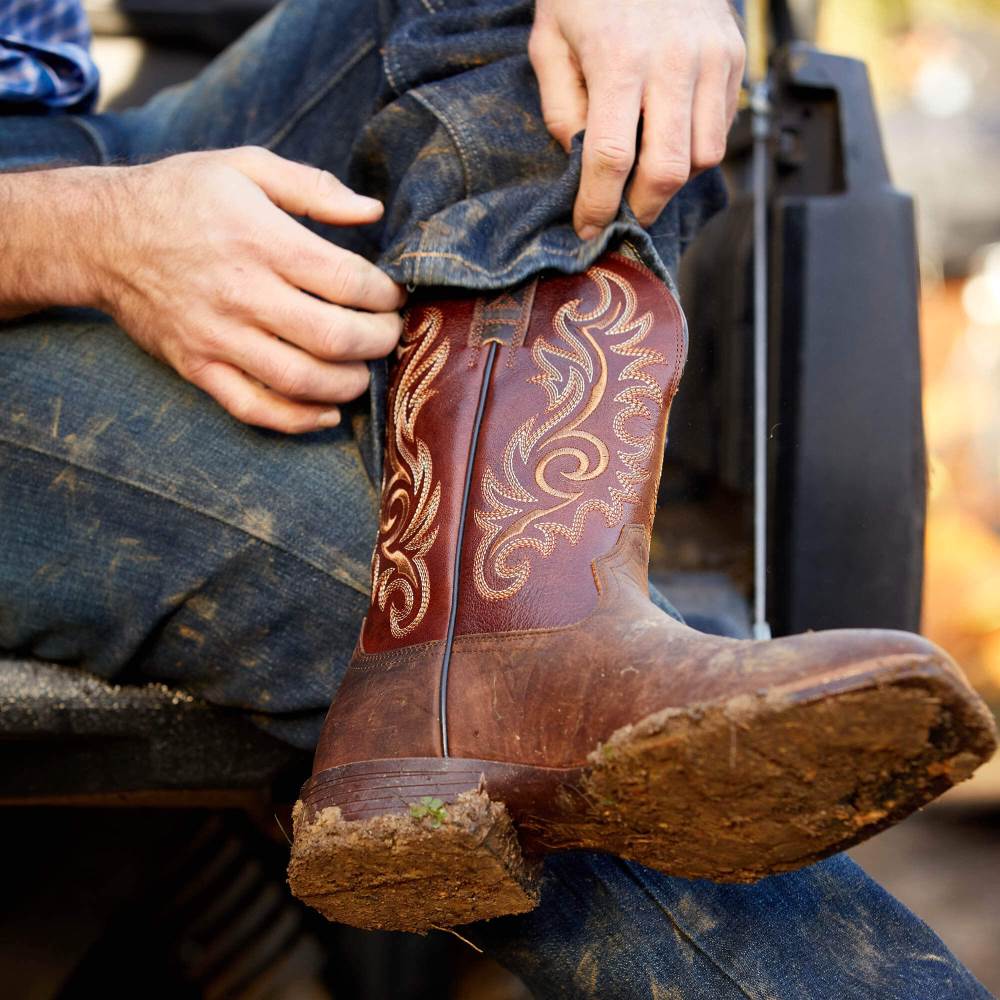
287, 251, 997, 932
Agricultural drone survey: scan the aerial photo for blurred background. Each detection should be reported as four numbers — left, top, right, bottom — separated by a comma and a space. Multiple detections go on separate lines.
2, 0, 997, 996
815, 0, 1000, 992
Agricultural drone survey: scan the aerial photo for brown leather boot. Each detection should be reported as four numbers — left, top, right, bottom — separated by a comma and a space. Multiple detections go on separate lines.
287, 252, 997, 932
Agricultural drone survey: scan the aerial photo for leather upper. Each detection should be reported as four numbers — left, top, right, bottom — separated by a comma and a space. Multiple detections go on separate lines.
311, 251, 973, 774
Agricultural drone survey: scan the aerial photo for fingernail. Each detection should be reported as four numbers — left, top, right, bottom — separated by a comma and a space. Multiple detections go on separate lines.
578, 225, 600, 241
355, 194, 384, 210
317, 409, 341, 428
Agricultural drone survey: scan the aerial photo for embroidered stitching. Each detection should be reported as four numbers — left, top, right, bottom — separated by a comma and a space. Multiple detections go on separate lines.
469, 279, 537, 350
472, 266, 667, 601
369, 308, 449, 637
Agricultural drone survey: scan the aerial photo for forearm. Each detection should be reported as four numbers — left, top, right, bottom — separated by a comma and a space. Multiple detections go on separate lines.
0, 166, 114, 320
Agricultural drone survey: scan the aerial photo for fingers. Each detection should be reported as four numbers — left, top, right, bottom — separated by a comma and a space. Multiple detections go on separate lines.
627, 31, 744, 229
690, 45, 733, 175
626, 69, 696, 229
536, 0, 748, 239
189, 360, 345, 435
257, 285, 403, 362
224, 146, 385, 227
725, 44, 745, 125
574, 69, 643, 239
528, 19, 588, 151
269, 216, 407, 314
219, 327, 371, 405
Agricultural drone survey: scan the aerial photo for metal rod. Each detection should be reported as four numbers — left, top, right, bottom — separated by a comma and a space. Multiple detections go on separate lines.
750, 79, 772, 641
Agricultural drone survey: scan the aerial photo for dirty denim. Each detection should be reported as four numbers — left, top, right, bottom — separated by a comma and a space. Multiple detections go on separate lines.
0, 1, 992, 997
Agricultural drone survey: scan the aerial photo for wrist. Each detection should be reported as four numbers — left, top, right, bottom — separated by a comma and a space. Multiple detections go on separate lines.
0, 165, 124, 318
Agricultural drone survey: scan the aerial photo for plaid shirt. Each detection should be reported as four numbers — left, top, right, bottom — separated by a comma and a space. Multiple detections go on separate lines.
0, 0, 98, 109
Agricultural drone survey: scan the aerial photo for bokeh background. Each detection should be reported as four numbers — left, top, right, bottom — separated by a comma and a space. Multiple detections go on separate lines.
809, 1, 1000, 993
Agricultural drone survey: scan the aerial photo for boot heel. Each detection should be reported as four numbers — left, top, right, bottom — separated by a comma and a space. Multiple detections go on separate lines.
288, 759, 540, 932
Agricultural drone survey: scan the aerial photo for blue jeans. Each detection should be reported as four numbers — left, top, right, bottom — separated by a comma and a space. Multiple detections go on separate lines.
0, 1, 991, 996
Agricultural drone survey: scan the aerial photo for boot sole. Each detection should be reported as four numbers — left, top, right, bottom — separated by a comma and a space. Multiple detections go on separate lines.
289, 661, 996, 931
288, 779, 541, 932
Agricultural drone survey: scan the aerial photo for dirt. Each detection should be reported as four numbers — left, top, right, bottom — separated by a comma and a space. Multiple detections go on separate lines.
288, 786, 540, 933
534, 679, 992, 882
287, 673, 996, 930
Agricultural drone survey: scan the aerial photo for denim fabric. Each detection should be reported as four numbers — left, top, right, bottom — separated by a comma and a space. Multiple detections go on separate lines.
0, 308, 378, 748
0, 0, 992, 996
5, 0, 725, 289
474, 852, 993, 999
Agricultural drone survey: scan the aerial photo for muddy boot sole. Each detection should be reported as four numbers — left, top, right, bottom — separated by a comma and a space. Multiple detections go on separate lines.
288, 781, 540, 932
567, 664, 996, 881
289, 660, 995, 930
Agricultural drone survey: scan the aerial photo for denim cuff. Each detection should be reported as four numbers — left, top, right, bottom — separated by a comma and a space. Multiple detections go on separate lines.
0, 111, 105, 169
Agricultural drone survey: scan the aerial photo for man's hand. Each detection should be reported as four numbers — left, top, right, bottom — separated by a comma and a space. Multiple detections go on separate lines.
99, 147, 406, 433
529, 0, 745, 238
1, 147, 405, 434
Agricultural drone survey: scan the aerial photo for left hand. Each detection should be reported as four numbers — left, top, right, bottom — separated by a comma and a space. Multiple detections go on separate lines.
529, 0, 746, 238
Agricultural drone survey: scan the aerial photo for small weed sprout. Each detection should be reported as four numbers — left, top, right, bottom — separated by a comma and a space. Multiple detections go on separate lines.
409, 796, 447, 827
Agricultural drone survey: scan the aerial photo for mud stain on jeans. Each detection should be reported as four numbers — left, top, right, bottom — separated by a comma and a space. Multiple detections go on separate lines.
674, 891, 720, 937
572, 948, 600, 996
648, 978, 684, 1000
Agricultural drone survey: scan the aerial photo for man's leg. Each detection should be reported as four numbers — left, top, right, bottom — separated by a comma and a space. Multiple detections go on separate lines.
0, 308, 377, 748
473, 852, 993, 1000
0, 1, 991, 994
0, 0, 708, 728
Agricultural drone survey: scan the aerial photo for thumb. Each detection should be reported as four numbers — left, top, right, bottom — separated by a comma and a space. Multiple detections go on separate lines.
225, 146, 384, 225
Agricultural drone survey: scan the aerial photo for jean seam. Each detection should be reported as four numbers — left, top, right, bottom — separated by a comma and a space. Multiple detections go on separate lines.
390, 245, 583, 274
383, 29, 405, 96
258, 35, 377, 151
407, 88, 474, 201
620, 862, 760, 1000
0, 435, 372, 596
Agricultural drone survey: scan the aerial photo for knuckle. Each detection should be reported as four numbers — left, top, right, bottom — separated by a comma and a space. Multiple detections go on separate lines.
577, 199, 617, 226
527, 30, 548, 66
319, 320, 349, 358
175, 351, 210, 382
327, 256, 362, 303
543, 114, 575, 141
332, 364, 370, 401
646, 159, 690, 191
195, 325, 228, 355
225, 392, 256, 425
213, 278, 246, 314
309, 167, 340, 209
732, 43, 747, 75
699, 40, 730, 70
693, 137, 727, 169
232, 144, 270, 167
664, 37, 699, 67
591, 141, 635, 177
270, 359, 310, 398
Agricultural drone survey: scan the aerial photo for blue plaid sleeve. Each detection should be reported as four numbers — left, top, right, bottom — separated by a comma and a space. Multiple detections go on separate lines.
0, 0, 99, 110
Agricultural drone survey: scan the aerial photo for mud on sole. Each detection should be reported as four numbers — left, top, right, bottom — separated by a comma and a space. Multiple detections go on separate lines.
288, 671, 996, 932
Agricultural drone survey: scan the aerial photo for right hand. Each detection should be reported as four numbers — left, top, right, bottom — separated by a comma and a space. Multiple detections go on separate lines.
93, 147, 406, 434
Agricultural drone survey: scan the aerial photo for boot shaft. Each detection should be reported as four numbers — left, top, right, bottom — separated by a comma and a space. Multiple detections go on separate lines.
362, 252, 687, 654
